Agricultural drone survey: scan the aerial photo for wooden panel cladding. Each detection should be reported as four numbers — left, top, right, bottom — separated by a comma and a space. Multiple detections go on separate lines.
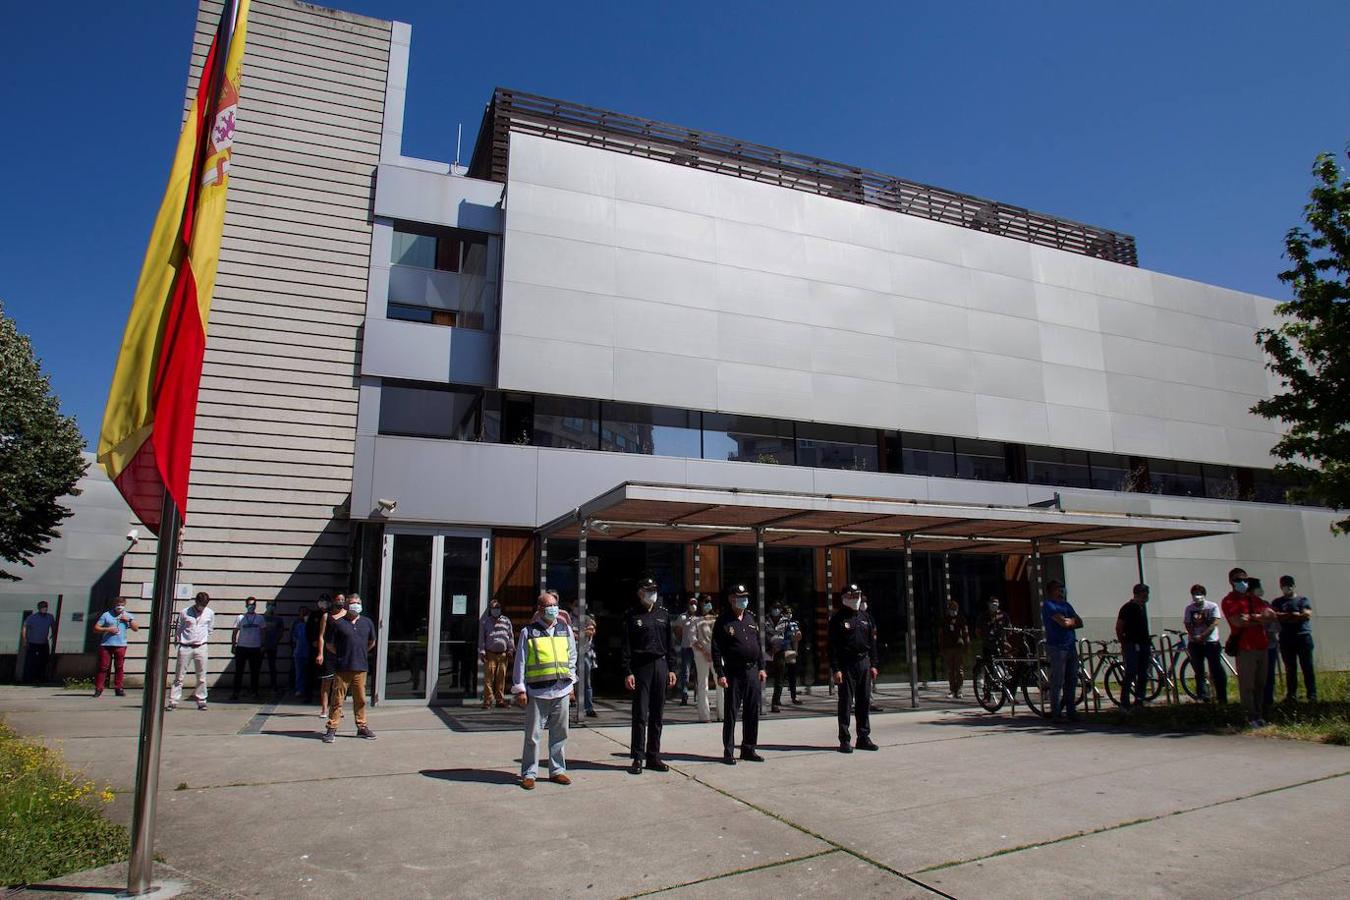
682, 544, 720, 598
491, 530, 538, 624
812, 548, 849, 681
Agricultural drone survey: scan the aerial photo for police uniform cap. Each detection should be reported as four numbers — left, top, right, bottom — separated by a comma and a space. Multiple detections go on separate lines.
638, 578, 658, 589
729, 584, 749, 597
843, 584, 862, 596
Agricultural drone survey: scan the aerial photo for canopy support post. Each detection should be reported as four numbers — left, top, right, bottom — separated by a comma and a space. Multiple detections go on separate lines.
576, 523, 588, 728
904, 533, 918, 709
755, 528, 767, 702
538, 534, 548, 592
1030, 537, 1046, 625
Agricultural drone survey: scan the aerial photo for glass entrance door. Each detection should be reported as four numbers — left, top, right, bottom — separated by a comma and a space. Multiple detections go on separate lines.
377, 530, 488, 704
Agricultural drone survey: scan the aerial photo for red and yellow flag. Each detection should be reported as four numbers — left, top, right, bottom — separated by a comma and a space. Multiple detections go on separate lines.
99, 0, 251, 534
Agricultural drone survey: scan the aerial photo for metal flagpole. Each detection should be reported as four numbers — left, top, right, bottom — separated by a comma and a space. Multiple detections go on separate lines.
903, 534, 918, 709
126, 494, 181, 895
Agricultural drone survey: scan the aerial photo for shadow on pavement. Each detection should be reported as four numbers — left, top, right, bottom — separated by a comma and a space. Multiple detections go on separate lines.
924, 711, 1218, 740
258, 729, 329, 741
420, 767, 519, 785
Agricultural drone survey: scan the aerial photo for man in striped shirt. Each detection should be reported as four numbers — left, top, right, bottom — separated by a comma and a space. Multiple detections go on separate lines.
479, 598, 515, 709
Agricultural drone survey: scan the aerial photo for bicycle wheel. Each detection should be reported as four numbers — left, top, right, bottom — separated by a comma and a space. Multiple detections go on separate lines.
1145, 656, 1166, 702
1177, 657, 1202, 701
1076, 662, 1100, 708
1022, 666, 1052, 718
973, 659, 1007, 713
1104, 662, 1125, 707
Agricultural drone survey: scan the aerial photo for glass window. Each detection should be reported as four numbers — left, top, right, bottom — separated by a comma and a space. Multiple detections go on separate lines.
796, 423, 879, 472
1149, 459, 1204, 497
1026, 446, 1092, 489
533, 396, 599, 451
378, 382, 483, 440
600, 403, 702, 458
900, 433, 956, 478
1249, 469, 1294, 504
1088, 452, 1131, 492
1201, 464, 1240, 500
391, 226, 489, 273
387, 303, 456, 326
703, 414, 794, 465
391, 230, 437, 269
954, 438, 1008, 481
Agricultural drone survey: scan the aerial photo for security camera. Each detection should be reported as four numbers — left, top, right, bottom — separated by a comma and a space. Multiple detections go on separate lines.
376, 498, 397, 514
126, 529, 140, 545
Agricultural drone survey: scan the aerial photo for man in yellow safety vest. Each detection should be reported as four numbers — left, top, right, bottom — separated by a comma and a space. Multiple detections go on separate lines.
511, 590, 578, 790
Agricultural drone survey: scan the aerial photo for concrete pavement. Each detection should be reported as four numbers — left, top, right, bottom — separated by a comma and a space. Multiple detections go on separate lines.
2, 685, 1347, 898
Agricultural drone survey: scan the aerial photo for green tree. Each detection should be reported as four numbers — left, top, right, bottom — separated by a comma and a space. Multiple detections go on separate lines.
1252, 151, 1350, 532
0, 301, 88, 580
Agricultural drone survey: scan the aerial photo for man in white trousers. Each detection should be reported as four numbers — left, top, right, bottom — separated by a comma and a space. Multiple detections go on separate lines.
168, 592, 215, 710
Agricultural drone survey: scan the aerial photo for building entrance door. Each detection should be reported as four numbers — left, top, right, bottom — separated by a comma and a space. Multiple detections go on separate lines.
376, 530, 489, 704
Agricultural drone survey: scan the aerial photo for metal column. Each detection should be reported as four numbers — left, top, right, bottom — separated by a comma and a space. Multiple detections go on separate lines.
755, 528, 768, 662
1135, 543, 1145, 586
825, 549, 835, 696
539, 535, 548, 592
576, 523, 588, 727
1030, 538, 1046, 625
903, 533, 918, 709
693, 542, 702, 591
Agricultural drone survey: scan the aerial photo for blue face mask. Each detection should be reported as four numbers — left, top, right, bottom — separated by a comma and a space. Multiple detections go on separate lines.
1234, 580, 1249, 593
733, 597, 749, 611
542, 605, 559, 621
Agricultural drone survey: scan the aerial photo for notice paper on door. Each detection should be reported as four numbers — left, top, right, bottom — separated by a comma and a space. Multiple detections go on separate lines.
452, 594, 468, 615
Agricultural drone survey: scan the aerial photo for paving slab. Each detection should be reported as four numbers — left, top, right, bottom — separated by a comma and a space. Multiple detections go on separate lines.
647, 850, 942, 898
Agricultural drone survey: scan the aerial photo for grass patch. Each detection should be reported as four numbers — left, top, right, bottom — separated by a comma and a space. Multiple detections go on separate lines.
62, 676, 93, 691
0, 717, 129, 886
1082, 671, 1350, 745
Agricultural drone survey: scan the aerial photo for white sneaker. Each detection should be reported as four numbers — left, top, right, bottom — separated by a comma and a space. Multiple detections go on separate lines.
197, 701, 208, 710
166, 702, 177, 711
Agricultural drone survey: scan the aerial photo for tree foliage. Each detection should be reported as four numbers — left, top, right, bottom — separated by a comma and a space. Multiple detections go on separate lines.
1252, 151, 1350, 532
0, 302, 88, 580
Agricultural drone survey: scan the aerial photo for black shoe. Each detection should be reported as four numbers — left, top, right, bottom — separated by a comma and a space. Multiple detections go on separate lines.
356, 726, 377, 740
838, 742, 853, 754
646, 758, 670, 772
680, 698, 688, 706
869, 704, 883, 713
585, 709, 598, 718
771, 705, 781, 713
856, 739, 879, 751
115, 689, 126, 697
93, 689, 103, 698
722, 753, 737, 765
322, 728, 336, 744
740, 750, 765, 762
792, 698, 803, 705
628, 760, 643, 774
230, 694, 240, 702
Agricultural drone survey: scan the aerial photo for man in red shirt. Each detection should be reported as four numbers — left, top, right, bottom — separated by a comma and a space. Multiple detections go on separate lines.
1219, 567, 1275, 727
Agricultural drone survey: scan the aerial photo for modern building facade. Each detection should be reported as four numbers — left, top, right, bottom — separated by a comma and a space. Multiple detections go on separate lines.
116, 0, 1347, 697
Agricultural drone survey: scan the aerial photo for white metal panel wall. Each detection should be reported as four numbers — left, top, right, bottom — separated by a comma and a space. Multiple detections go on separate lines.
498, 133, 1284, 471
117, 0, 389, 679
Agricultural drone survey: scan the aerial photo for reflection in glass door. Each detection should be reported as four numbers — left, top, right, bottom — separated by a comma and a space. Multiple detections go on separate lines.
383, 535, 433, 700
377, 530, 488, 704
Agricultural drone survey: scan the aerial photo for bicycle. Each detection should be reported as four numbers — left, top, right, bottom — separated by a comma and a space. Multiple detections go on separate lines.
973, 627, 1050, 717
1169, 630, 1238, 702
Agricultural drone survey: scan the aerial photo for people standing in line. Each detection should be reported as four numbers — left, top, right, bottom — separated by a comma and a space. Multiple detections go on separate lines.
92, 599, 138, 698
322, 593, 377, 743
290, 604, 309, 699
1253, 579, 1280, 713
20, 600, 56, 684
262, 600, 285, 696
1220, 568, 1274, 727
230, 597, 266, 702
168, 592, 214, 711
830, 584, 880, 753
478, 597, 515, 710
622, 578, 678, 774
712, 585, 767, 765
314, 595, 345, 719
1273, 575, 1317, 702
304, 595, 331, 707
675, 595, 700, 706
1115, 584, 1152, 712
1183, 585, 1227, 704
579, 611, 598, 718
768, 602, 803, 712
937, 596, 970, 700
691, 596, 718, 723
511, 591, 577, 789
1040, 581, 1081, 723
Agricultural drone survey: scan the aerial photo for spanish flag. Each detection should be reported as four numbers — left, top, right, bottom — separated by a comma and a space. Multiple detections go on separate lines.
99, 0, 251, 533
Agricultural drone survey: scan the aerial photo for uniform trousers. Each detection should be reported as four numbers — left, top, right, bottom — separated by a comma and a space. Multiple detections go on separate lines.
837, 656, 872, 743
630, 656, 668, 761
722, 664, 761, 756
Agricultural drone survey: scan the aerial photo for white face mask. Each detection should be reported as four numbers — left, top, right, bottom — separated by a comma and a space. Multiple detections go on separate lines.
542, 605, 559, 621
733, 597, 750, 611
348, 603, 363, 616
842, 596, 860, 611
1192, 594, 1205, 603
640, 591, 656, 608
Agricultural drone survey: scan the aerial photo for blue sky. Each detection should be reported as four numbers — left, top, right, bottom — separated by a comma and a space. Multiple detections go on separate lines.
1, 1, 1346, 449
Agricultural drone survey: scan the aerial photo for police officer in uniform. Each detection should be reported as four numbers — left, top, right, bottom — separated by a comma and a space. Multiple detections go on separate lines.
622, 578, 678, 774
712, 584, 767, 764
830, 584, 880, 753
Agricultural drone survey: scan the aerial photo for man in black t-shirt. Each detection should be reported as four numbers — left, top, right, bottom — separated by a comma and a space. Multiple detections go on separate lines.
1115, 584, 1152, 711
712, 585, 767, 764
322, 593, 377, 743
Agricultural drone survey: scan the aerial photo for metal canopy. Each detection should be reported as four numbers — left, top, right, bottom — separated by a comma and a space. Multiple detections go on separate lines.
537, 482, 1241, 553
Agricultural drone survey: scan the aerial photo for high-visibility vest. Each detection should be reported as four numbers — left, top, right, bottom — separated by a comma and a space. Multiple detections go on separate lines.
524, 624, 571, 684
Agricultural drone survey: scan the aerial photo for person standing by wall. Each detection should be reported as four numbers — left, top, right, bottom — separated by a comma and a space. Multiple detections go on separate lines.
92, 599, 138, 698
1221, 568, 1274, 727
675, 594, 700, 707
691, 596, 718, 723
1115, 584, 1152, 712
262, 600, 285, 696
314, 596, 345, 720
1183, 585, 1226, 704
937, 596, 970, 700
1273, 575, 1316, 702
168, 592, 214, 711
768, 602, 803, 712
290, 604, 309, 699
511, 592, 577, 789
306, 595, 333, 713
1253, 579, 1280, 714
478, 598, 515, 710
1040, 581, 1081, 723
713, 585, 767, 765
230, 598, 266, 702
20, 600, 56, 684
322, 593, 377, 743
